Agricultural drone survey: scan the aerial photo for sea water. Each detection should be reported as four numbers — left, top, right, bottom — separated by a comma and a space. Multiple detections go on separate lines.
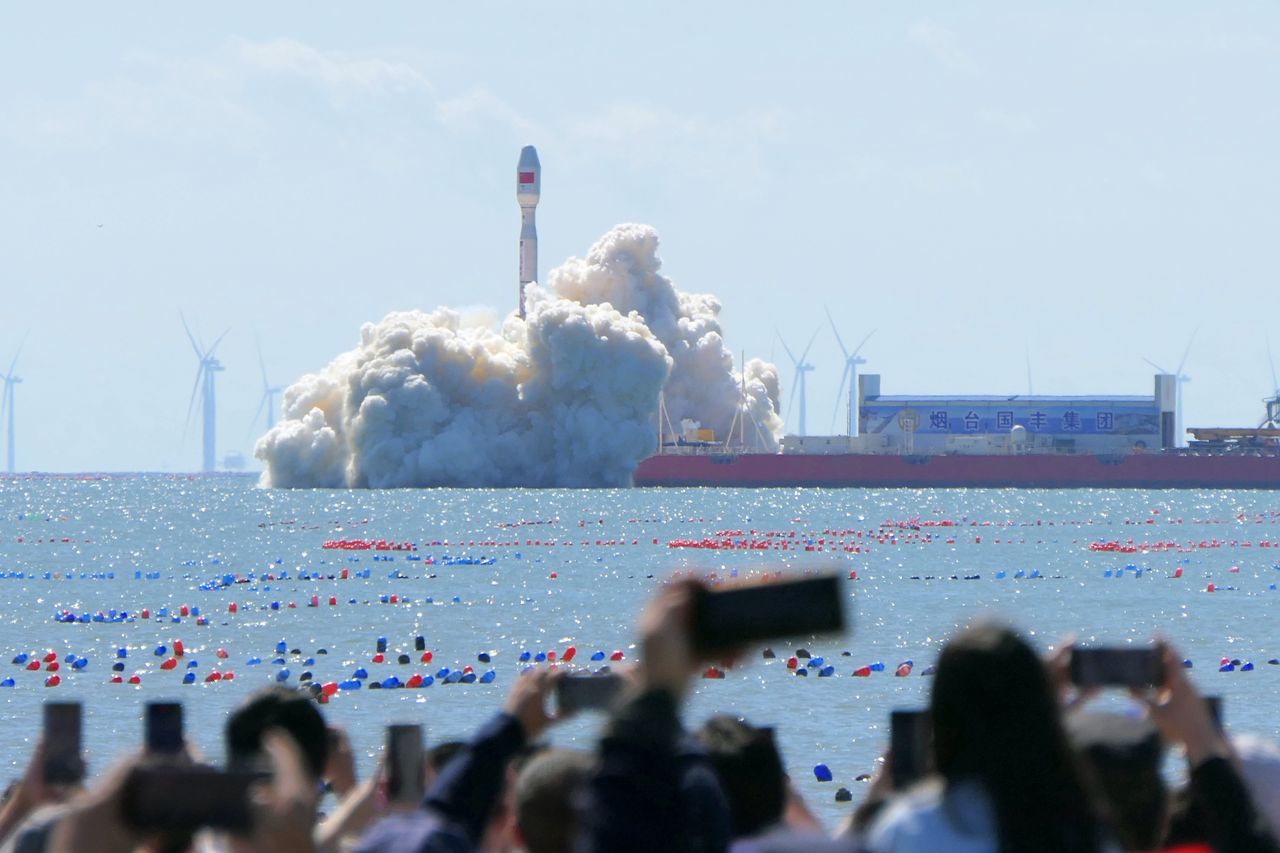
0, 475, 1277, 826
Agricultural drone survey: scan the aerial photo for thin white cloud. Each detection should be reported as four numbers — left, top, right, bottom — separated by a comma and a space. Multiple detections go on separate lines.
907, 18, 977, 74
229, 37, 434, 98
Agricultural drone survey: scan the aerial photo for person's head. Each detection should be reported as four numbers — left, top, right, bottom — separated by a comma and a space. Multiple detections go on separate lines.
425, 740, 465, 787
695, 715, 786, 838
513, 748, 594, 853
930, 622, 1103, 852
1066, 711, 1167, 851
224, 687, 328, 781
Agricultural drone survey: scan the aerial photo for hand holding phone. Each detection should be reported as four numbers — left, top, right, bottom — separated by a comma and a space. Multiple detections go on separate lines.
122, 766, 263, 832
145, 703, 184, 756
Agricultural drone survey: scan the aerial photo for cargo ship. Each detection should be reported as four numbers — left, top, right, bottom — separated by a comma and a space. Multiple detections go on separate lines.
633, 373, 1280, 489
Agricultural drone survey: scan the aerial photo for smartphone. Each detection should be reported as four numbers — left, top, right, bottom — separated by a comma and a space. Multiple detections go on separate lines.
386, 724, 425, 805
1204, 695, 1223, 731
42, 702, 84, 785
123, 766, 264, 832
146, 702, 184, 756
556, 672, 626, 714
890, 709, 932, 790
1069, 647, 1164, 688
692, 575, 846, 652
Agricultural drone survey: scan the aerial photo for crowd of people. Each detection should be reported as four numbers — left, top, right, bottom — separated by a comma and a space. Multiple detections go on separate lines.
0, 578, 1277, 853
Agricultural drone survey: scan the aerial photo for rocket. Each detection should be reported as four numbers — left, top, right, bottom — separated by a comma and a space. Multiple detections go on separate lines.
516, 145, 540, 319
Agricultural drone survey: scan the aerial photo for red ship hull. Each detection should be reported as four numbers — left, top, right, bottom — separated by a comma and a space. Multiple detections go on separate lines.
632, 452, 1280, 489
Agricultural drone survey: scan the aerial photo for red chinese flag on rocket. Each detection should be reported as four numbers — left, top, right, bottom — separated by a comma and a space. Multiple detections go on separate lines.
519, 171, 535, 184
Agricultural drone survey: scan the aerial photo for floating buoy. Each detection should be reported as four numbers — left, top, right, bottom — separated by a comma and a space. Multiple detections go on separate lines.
109, 675, 122, 684
549, 572, 558, 579
835, 787, 852, 802
45, 675, 61, 687
1207, 583, 1216, 592
275, 669, 290, 682
339, 679, 361, 690
895, 663, 913, 677
479, 670, 496, 683
353, 667, 369, 680
813, 763, 833, 782
702, 666, 725, 679
796, 649, 811, 659
46, 661, 59, 672
786, 656, 799, 670
228, 602, 238, 614
25, 661, 39, 671
376, 637, 387, 653
182, 672, 195, 684
329, 596, 337, 606
762, 648, 776, 659
610, 650, 624, 661
128, 674, 141, 684
406, 674, 423, 688
853, 666, 872, 677
372, 653, 385, 664
173, 640, 185, 656
116, 648, 127, 659
818, 665, 835, 677
160, 658, 177, 671
421, 651, 433, 663
42, 651, 57, 663
415, 636, 426, 651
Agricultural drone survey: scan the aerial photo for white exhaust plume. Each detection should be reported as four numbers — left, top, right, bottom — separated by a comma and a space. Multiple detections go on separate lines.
256, 224, 782, 488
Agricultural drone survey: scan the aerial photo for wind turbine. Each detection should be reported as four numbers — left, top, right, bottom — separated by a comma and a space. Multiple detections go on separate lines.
182, 315, 229, 473
251, 338, 284, 434
1261, 338, 1280, 429
826, 308, 874, 436
1, 335, 27, 474
1143, 330, 1196, 448
778, 328, 819, 436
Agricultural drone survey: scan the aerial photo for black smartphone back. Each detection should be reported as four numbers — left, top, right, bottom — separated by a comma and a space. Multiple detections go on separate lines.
145, 702, 184, 756
42, 702, 84, 785
556, 672, 625, 714
890, 709, 932, 790
1069, 647, 1164, 688
386, 724, 425, 805
692, 575, 845, 652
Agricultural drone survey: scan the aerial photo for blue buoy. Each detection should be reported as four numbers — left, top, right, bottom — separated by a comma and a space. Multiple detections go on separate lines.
187, 660, 198, 669
445, 670, 464, 684
590, 650, 605, 661
376, 637, 387, 653
276, 669, 291, 682
112, 662, 124, 672
154, 645, 167, 656
1182, 659, 1193, 668
381, 676, 401, 689
71, 659, 87, 670
339, 679, 361, 690
0, 678, 15, 687
534, 652, 547, 662
519, 651, 531, 662
421, 675, 435, 687
246, 657, 262, 666
813, 764, 833, 782
1241, 662, 1254, 671
436, 667, 450, 679
869, 661, 885, 672
12, 653, 28, 664
479, 670, 496, 683
116, 648, 127, 659
182, 672, 195, 684
275, 641, 287, 654
818, 665, 835, 677
353, 667, 369, 679
1219, 663, 1235, 672
478, 652, 491, 663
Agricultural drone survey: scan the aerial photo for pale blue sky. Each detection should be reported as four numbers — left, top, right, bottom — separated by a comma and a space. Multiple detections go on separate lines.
2, 3, 1278, 472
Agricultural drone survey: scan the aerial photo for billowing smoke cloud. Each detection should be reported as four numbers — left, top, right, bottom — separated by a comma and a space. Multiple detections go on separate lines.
256, 224, 782, 488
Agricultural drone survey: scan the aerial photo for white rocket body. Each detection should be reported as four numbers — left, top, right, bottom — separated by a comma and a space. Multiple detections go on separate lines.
517, 145, 541, 318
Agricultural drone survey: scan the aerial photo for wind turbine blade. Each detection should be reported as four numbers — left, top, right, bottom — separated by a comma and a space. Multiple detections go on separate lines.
850, 329, 876, 358
785, 373, 800, 431
184, 364, 205, 437
776, 331, 798, 366
0, 382, 7, 426
207, 328, 231, 357
1268, 336, 1279, 392
798, 328, 821, 364
1175, 329, 1198, 377
5, 330, 29, 379
831, 363, 851, 433
256, 337, 270, 391
825, 307, 849, 359
180, 312, 203, 358
246, 391, 269, 443
1142, 357, 1168, 374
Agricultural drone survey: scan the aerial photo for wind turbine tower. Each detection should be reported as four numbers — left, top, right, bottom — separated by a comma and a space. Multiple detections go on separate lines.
1, 339, 24, 474
826, 308, 874, 436
779, 329, 819, 436
182, 316, 229, 473
253, 341, 284, 433
1143, 331, 1195, 448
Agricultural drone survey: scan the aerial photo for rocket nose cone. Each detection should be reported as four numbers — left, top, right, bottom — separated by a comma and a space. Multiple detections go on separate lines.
517, 145, 541, 203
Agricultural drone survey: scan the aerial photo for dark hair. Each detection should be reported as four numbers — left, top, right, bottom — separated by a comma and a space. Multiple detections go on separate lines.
426, 740, 467, 776
1066, 712, 1167, 851
930, 623, 1105, 853
695, 715, 786, 838
225, 687, 329, 780
514, 748, 595, 853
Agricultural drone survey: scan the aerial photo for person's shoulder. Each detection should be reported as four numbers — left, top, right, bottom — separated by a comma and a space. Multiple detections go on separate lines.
731, 826, 858, 853
863, 779, 992, 853
353, 810, 469, 853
